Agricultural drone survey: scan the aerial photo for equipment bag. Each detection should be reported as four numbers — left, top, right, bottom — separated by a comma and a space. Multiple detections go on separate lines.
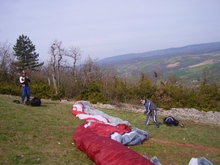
31, 97, 41, 106
163, 116, 179, 126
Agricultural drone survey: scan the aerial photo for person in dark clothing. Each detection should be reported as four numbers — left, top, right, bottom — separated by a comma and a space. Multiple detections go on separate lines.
19, 70, 30, 104
140, 99, 159, 128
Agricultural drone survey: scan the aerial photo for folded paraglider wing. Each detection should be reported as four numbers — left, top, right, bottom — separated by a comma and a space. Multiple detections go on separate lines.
73, 124, 154, 165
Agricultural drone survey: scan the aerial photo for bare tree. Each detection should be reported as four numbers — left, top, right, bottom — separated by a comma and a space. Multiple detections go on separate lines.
48, 40, 66, 94
65, 46, 82, 77
0, 41, 15, 82
167, 74, 179, 84
79, 56, 103, 86
152, 70, 163, 85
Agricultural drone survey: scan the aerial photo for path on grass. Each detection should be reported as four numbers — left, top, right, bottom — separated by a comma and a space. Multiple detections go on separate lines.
149, 138, 220, 153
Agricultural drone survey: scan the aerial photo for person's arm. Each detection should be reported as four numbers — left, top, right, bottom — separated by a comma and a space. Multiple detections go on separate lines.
27, 77, 30, 83
25, 76, 30, 83
19, 76, 25, 84
144, 101, 150, 114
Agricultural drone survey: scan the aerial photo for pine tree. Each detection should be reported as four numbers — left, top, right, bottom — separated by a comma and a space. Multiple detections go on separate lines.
13, 34, 44, 72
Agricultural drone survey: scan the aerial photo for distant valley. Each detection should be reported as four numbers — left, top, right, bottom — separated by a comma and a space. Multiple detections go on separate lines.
97, 41, 220, 84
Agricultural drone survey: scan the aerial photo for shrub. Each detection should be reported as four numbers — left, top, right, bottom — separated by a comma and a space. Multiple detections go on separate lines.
88, 92, 108, 104
30, 83, 56, 99
0, 83, 20, 96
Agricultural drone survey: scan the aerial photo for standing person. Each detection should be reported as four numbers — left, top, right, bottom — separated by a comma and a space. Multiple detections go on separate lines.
140, 98, 159, 128
19, 70, 31, 104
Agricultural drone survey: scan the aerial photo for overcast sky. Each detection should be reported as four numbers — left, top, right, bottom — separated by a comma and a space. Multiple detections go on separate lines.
1, 0, 220, 63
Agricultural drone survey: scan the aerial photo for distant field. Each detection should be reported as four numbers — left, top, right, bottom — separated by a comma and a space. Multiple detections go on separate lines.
189, 59, 214, 68
166, 62, 180, 68
1, 94, 220, 165
115, 51, 220, 83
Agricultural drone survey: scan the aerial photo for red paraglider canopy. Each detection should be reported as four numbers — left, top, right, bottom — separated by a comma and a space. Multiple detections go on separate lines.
73, 124, 154, 165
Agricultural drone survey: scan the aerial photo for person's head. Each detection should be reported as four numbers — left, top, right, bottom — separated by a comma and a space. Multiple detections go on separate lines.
140, 99, 145, 105
22, 70, 27, 76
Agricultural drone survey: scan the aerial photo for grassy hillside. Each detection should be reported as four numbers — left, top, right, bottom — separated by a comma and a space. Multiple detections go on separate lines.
98, 42, 220, 84
98, 41, 220, 64
1, 95, 220, 164
113, 51, 220, 84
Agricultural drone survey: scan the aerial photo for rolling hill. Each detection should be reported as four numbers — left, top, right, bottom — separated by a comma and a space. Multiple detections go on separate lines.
97, 41, 220, 83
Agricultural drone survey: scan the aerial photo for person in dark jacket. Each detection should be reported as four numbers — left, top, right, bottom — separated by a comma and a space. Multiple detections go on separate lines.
140, 98, 159, 128
19, 70, 31, 104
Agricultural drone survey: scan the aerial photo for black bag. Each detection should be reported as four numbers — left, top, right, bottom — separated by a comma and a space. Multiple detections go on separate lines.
163, 116, 179, 126
31, 97, 41, 106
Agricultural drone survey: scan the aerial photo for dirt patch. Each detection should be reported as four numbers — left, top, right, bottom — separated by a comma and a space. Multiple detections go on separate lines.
149, 138, 220, 153
166, 62, 180, 68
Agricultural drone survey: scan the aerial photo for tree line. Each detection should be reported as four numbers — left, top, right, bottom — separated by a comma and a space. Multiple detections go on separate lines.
0, 35, 220, 112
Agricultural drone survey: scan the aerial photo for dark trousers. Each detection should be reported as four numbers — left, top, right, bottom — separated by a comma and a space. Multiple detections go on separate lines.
145, 110, 159, 127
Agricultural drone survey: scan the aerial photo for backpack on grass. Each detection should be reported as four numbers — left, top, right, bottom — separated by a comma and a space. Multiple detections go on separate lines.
31, 97, 41, 106
163, 116, 179, 126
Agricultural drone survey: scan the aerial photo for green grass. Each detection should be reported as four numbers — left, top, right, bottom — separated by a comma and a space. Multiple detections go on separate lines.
0, 95, 90, 165
1, 95, 220, 165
